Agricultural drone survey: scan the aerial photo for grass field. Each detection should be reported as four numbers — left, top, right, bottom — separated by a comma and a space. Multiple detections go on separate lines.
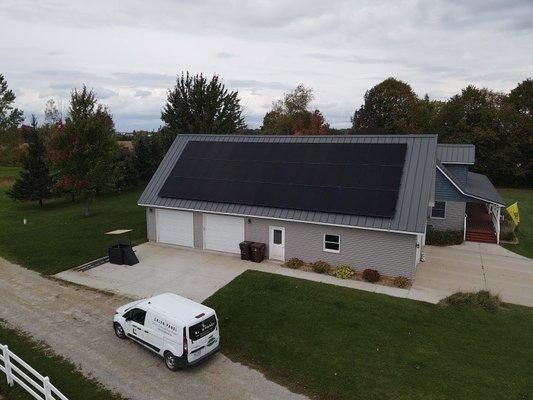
0, 322, 124, 400
205, 271, 533, 400
500, 188, 533, 259
0, 166, 146, 274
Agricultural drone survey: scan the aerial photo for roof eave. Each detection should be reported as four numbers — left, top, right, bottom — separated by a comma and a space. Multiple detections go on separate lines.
436, 165, 505, 207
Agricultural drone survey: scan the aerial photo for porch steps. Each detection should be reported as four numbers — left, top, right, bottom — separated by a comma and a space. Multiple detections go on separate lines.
465, 230, 497, 244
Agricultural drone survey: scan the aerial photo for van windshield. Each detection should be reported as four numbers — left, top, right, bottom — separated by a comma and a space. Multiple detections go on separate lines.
189, 315, 217, 341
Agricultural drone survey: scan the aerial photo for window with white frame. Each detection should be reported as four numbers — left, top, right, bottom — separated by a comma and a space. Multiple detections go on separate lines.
431, 201, 446, 219
323, 234, 340, 253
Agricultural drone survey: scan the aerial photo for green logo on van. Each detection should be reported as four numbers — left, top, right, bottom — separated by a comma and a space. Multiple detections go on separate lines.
207, 337, 217, 347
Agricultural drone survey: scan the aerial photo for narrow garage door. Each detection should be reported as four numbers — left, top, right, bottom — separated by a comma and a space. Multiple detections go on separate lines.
203, 214, 244, 254
156, 209, 194, 247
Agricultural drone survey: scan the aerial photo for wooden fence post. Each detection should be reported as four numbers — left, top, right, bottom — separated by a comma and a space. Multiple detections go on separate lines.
1, 345, 14, 386
43, 376, 52, 400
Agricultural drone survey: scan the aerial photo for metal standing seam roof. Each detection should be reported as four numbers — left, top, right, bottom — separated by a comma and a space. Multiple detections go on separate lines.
465, 172, 505, 206
436, 162, 505, 206
436, 144, 475, 165
139, 134, 439, 234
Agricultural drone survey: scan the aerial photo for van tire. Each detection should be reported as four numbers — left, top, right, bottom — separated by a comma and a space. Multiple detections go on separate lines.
164, 351, 179, 371
114, 322, 126, 339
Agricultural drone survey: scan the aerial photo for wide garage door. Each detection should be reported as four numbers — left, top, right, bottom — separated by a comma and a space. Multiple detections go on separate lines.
203, 214, 244, 254
156, 209, 194, 247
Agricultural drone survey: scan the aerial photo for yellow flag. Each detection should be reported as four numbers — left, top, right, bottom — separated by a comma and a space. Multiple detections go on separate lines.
507, 202, 520, 225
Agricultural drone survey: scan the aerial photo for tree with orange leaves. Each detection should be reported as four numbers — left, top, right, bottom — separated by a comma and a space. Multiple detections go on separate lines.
50, 86, 120, 216
261, 84, 330, 135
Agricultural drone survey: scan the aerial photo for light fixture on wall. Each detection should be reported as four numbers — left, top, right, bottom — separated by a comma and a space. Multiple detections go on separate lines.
247, 218, 251, 224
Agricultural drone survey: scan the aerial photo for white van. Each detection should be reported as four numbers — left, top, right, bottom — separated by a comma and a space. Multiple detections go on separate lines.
113, 293, 220, 370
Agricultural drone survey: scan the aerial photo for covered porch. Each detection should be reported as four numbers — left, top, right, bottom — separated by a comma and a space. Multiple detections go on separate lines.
465, 202, 500, 244
462, 171, 504, 244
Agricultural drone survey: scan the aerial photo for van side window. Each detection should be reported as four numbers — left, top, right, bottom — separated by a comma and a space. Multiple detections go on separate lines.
125, 308, 146, 325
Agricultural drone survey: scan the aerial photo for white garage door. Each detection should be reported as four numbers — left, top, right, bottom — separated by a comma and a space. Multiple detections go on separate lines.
203, 214, 244, 254
156, 209, 194, 247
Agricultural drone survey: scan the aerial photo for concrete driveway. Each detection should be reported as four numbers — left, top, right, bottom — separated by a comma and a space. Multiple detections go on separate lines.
57, 242, 282, 302
58, 241, 533, 307
414, 242, 533, 307
57, 242, 450, 304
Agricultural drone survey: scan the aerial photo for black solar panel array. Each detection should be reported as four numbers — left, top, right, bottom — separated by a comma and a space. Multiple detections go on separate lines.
159, 141, 407, 218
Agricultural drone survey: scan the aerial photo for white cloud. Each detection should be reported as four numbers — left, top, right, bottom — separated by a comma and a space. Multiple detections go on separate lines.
0, 0, 531, 131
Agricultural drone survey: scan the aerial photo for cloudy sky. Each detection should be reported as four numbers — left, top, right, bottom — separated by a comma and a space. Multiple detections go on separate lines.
1, 0, 532, 131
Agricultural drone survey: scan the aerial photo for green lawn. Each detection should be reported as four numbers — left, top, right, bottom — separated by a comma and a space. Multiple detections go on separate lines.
205, 271, 533, 400
0, 166, 21, 178
0, 322, 124, 400
0, 166, 146, 274
500, 188, 533, 259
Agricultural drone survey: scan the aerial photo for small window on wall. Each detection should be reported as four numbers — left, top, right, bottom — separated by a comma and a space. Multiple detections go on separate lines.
273, 229, 283, 245
431, 201, 446, 219
324, 234, 340, 253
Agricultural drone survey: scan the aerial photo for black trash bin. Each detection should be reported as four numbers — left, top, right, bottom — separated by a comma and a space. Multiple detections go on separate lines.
239, 241, 253, 261
250, 242, 266, 263
122, 245, 139, 265
108, 244, 139, 265
109, 244, 126, 265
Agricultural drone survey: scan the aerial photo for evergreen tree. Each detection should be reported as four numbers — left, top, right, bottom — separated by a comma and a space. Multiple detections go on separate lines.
8, 116, 51, 207
161, 72, 246, 149
132, 132, 164, 182
0, 74, 24, 135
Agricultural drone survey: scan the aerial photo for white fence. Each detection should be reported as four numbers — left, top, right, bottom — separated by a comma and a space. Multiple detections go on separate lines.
0, 344, 69, 400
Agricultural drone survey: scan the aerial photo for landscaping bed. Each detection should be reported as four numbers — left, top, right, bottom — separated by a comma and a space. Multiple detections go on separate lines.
283, 257, 411, 289
425, 230, 463, 246
204, 270, 533, 400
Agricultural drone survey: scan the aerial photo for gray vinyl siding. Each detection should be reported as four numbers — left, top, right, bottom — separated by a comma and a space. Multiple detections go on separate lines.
193, 212, 203, 248
138, 134, 438, 234
427, 201, 465, 231
146, 208, 156, 241
146, 208, 417, 277
435, 169, 473, 203
245, 217, 418, 278
445, 165, 469, 186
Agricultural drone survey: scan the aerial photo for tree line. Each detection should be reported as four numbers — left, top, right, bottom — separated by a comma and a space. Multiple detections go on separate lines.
0, 72, 531, 214
351, 78, 532, 187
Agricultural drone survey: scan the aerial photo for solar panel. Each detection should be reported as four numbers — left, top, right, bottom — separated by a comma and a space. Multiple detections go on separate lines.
159, 141, 407, 218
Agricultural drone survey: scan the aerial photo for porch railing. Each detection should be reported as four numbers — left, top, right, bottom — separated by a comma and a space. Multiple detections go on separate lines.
463, 213, 467, 242
0, 344, 69, 400
487, 204, 501, 244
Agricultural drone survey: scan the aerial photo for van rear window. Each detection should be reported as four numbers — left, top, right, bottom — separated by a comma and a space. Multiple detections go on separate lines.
189, 315, 217, 341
